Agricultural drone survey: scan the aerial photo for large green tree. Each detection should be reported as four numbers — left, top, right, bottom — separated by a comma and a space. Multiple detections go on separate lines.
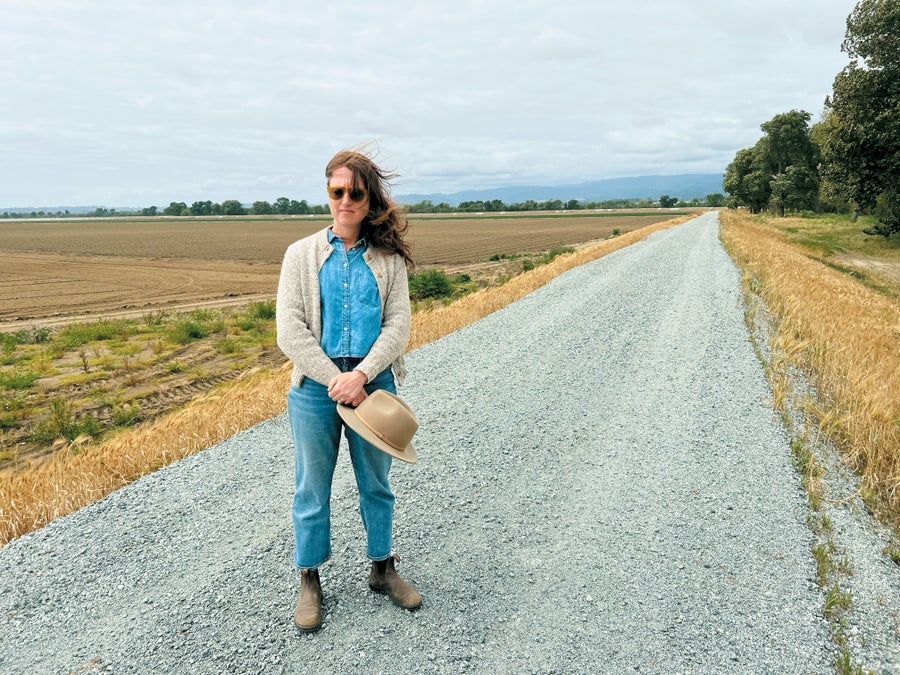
822, 0, 900, 236
722, 148, 770, 213
723, 110, 820, 215
221, 199, 247, 216
162, 201, 188, 216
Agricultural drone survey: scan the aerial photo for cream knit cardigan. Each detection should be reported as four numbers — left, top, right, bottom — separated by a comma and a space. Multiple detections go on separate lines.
276, 227, 411, 388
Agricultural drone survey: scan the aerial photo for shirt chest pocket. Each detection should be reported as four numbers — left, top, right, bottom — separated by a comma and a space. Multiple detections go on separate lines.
353, 264, 381, 309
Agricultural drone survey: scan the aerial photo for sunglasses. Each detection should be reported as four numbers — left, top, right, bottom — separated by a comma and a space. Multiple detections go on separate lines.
327, 185, 368, 202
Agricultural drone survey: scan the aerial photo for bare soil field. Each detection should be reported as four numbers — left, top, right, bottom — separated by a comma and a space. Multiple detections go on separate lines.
0, 212, 686, 327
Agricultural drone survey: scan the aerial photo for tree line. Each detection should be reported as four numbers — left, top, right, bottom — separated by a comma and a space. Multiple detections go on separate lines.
724, 0, 899, 237
1, 193, 727, 221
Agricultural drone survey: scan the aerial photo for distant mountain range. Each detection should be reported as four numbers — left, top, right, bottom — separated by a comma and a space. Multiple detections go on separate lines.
1, 173, 725, 213
396, 173, 725, 206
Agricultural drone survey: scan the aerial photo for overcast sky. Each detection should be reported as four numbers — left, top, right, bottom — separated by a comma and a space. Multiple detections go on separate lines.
0, 0, 856, 208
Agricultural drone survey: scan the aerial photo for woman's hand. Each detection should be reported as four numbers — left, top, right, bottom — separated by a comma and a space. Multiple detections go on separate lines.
327, 370, 368, 407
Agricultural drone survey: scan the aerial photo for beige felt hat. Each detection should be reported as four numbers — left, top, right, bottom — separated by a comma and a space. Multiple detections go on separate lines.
337, 389, 419, 464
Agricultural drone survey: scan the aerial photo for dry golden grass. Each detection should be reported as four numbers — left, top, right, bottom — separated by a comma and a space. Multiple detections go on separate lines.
720, 210, 900, 522
0, 215, 691, 545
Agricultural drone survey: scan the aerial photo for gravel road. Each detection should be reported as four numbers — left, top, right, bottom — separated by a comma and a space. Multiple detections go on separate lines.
2, 212, 889, 673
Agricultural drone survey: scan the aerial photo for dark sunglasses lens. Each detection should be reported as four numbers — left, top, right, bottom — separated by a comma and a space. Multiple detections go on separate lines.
349, 189, 366, 202
329, 187, 345, 200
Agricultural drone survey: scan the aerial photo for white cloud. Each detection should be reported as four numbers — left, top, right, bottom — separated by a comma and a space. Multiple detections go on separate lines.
0, 0, 855, 206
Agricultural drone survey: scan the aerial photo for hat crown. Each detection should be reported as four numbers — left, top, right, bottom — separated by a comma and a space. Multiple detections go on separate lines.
354, 390, 418, 451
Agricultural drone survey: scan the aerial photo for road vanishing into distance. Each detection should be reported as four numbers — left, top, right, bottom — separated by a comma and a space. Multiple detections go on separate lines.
4, 212, 897, 672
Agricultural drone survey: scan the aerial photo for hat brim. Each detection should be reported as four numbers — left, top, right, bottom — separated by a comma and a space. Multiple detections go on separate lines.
337, 403, 418, 464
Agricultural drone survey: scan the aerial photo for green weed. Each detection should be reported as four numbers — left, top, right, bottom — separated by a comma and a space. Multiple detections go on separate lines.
215, 338, 240, 354
111, 402, 140, 427
0, 368, 40, 390
823, 583, 853, 618
169, 320, 209, 344
247, 300, 276, 320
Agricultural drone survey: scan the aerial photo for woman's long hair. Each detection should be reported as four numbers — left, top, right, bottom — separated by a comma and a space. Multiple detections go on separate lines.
325, 148, 414, 267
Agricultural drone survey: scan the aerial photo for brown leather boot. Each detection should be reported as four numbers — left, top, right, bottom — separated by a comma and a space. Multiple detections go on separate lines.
369, 554, 422, 610
294, 568, 323, 631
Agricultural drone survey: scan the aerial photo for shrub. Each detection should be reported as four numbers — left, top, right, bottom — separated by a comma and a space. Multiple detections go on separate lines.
409, 269, 453, 300
169, 320, 209, 344
11, 326, 51, 345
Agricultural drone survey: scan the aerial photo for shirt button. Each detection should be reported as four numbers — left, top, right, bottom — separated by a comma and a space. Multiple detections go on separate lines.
343, 283, 348, 287
343, 326, 348, 331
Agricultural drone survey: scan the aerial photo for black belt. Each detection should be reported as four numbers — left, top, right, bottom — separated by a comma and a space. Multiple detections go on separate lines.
331, 356, 364, 372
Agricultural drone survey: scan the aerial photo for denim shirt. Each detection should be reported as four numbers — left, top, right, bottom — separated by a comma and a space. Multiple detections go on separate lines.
319, 229, 381, 358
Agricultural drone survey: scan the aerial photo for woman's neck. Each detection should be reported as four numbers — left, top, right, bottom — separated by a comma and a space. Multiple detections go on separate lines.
332, 223, 360, 249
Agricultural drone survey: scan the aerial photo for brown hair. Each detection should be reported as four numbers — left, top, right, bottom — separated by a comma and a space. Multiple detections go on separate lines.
325, 148, 414, 267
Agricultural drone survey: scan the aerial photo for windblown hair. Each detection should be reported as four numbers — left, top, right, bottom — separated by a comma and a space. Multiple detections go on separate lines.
325, 148, 414, 267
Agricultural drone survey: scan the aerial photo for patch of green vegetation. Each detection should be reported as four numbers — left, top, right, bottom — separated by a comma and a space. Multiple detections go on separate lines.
11, 326, 52, 345
0, 368, 41, 390
142, 309, 169, 326
775, 212, 900, 259
29, 397, 101, 443
823, 583, 853, 618
247, 300, 276, 320
409, 269, 454, 300
56, 320, 122, 349
408, 269, 476, 301
110, 402, 140, 427
883, 544, 900, 566
539, 246, 575, 264
168, 319, 209, 344
215, 337, 241, 355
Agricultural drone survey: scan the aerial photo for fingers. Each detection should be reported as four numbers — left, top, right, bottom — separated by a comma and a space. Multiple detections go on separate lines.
328, 371, 367, 406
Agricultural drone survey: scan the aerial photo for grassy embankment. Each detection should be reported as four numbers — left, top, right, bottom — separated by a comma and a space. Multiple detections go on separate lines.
0, 215, 694, 545
720, 210, 900, 524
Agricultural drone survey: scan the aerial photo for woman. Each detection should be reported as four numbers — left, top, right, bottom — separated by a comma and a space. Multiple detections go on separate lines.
276, 148, 420, 632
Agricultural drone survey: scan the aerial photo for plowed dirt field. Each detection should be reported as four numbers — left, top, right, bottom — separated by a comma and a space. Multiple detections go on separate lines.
0, 212, 689, 328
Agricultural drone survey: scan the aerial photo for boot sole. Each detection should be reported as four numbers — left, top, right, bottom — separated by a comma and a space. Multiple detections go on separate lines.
294, 619, 322, 633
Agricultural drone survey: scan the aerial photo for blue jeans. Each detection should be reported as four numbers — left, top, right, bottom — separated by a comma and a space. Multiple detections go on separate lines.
288, 365, 396, 569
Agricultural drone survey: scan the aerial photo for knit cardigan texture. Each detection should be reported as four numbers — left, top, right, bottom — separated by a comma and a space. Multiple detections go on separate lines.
276, 227, 410, 388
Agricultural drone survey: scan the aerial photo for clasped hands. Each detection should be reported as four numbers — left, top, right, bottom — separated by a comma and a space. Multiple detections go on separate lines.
327, 370, 368, 407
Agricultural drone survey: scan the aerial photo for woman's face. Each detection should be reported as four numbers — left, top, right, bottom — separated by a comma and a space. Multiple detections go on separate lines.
327, 166, 370, 233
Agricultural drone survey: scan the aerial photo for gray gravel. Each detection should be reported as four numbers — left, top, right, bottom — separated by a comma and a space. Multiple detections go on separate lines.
2, 211, 888, 673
